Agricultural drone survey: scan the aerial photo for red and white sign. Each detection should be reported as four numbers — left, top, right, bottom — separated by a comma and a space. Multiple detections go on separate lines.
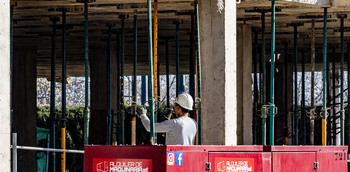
93, 158, 152, 172
215, 158, 254, 172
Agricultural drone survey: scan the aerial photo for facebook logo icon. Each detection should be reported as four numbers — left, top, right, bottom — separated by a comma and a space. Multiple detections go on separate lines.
175, 152, 183, 165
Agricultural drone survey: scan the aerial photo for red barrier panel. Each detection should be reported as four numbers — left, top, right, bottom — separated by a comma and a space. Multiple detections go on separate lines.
265, 146, 348, 172
84, 145, 347, 172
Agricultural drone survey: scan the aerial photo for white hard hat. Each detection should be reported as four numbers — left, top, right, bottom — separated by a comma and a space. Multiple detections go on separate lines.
174, 93, 193, 110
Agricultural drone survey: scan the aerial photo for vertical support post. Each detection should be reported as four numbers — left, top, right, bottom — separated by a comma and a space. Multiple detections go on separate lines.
283, 42, 289, 145
322, 7, 328, 146
107, 25, 112, 145
190, 14, 195, 103
195, 0, 201, 145
165, 38, 171, 121
141, 76, 146, 105
84, 0, 90, 146
12, 133, 17, 172
176, 22, 180, 96
10, 4, 13, 138
121, 17, 125, 145
61, 9, 67, 172
132, 10, 138, 146
116, 32, 121, 143
261, 11, 266, 145
302, 50, 306, 145
340, 16, 345, 145
166, 39, 170, 110
332, 48, 336, 145
153, 0, 158, 128
253, 30, 258, 145
269, 0, 276, 146
147, 0, 155, 145
50, 17, 57, 172
310, 19, 315, 145
347, 42, 350, 153
293, 25, 298, 145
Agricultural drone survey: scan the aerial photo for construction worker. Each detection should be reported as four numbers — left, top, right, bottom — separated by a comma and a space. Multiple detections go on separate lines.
138, 93, 197, 145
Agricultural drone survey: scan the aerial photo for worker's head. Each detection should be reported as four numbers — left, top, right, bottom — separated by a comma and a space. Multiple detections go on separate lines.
174, 93, 193, 117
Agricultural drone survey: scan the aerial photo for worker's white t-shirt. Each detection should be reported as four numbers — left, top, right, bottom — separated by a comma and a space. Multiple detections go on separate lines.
140, 114, 197, 145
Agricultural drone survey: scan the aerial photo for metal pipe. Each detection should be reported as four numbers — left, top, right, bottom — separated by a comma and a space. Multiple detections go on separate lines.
15, 146, 84, 154
176, 22, 180, 96
261, 11, 266, 145
141, 76, 146, 105
61, 10, 67, 172
132, 11, 138, 146
347, 42, 350, 150
121, 17, 125, 145
116, 32, 121, 143
195, 0, 202, 145
84, 0, 90, 146
190, 14, 195, 101
50, 17, 57, 172
302, 50, 306, 145
269, 0, 276, 146
107, 25, 112, 145
13, 133, 17, 172
294, 25, 298, 145
284, 42, 289, 145
322, 7, 328, 146
166, 39, 170, 110
310, 19, 315, 145
340, 17, 345, 145
332, 48, 336, 145
153, 1, 158, 127
10, 4, 13, 139
253, 30, 258, 145
147, 0, 155, 145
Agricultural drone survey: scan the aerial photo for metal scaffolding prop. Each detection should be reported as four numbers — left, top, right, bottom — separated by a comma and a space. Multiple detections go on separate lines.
49, 16, 58, 172
121, 16, 126, 145
261, 11, 267, 146
132, 10, 138, 146
176, 22, 180, 96
107, 24, 112, 145
61, 9, 67, 172
195, 0, 202, 145
269, 0, 276, 146
322, 7, 328, 146
83, 0, 90, 146
147, 0, 156, 145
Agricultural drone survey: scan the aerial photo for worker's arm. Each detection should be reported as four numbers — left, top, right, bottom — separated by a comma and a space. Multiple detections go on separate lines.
140, 114, 173, 133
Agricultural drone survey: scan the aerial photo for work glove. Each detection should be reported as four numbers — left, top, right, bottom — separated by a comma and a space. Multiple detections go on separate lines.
137, 107, 147, 116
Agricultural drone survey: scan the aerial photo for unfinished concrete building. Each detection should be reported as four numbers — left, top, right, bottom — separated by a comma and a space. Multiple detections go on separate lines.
1, 0, 350, 171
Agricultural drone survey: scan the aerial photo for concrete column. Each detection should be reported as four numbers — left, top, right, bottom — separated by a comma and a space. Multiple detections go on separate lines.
237, 24, 253, 145
89, 48, 118, 144
199, 0, 237, 145
13, 49, 37, 172
0, 1, 11, 171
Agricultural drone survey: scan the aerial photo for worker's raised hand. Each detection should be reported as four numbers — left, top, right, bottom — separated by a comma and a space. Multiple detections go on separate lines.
137, 107, 147, 116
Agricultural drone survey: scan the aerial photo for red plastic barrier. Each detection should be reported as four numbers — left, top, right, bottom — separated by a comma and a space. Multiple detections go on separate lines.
84, 145, 347, 172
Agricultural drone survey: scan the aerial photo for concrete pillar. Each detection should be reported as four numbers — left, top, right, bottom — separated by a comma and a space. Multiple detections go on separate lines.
237, 24, 253, 145
13, 49, 37, 172
0, 1, 11, 171
199, 0, 237, 145
89, 48, 118, 145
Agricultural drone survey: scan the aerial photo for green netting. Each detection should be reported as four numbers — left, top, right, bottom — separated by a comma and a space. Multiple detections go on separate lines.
36, 127, 49, 172
37, 127, 49, 144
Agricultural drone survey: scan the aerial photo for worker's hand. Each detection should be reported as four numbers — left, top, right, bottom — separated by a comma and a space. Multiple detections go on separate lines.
137, 107, 147, 116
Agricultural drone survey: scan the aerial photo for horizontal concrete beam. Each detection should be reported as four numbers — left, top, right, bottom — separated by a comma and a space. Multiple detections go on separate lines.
284, 0, 329, 6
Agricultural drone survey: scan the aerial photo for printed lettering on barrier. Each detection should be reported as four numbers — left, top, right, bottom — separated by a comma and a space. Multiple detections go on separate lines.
93, 158, 152, 172
215, 158, 254, 172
